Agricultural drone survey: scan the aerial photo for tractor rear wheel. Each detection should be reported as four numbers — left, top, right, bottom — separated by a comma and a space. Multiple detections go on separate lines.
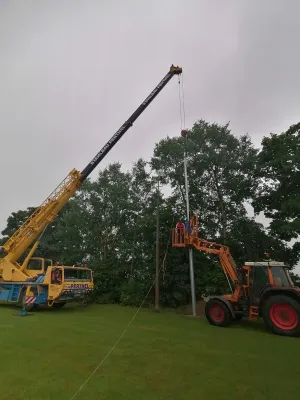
205, 299, 233, 327
262, 295, 300, 337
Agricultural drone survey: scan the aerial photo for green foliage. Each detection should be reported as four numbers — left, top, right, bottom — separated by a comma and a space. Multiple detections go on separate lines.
226, 216, 298, 268
151, 120, 258, 241
119, 278, 149, 306
1, 119, 300, 307
1, 207, 36, 242
253, 122, 300, 240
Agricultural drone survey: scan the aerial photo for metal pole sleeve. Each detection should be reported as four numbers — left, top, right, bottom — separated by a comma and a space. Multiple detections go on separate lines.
184, 152, 197, 316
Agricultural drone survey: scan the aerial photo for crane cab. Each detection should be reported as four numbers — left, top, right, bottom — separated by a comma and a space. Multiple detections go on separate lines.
23, 257, 53, 278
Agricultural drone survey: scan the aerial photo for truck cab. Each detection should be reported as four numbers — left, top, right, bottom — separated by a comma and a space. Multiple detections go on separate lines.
47, 265, 94, 307
22, 257, 94, 308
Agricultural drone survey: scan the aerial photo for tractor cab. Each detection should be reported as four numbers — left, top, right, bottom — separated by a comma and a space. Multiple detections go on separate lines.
243, 261, 294, 286
242, 261, 296, 303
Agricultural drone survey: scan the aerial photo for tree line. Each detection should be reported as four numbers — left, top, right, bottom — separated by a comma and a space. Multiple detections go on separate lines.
1, 119, 300, 307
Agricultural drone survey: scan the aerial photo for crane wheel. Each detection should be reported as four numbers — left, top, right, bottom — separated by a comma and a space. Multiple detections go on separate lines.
262, 295, 300, 337
25, 303, 39, 312
18, 289, 39, 311
205, 299, 232, 327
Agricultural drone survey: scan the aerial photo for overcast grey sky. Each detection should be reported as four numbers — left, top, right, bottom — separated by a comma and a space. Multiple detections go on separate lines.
1, 1, 299, 268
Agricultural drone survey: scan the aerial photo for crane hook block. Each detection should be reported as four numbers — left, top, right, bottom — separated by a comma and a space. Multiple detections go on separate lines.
181, 129, 188, 137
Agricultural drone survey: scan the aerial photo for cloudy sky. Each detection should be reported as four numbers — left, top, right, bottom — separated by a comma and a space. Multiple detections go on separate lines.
1, 1, 299, 268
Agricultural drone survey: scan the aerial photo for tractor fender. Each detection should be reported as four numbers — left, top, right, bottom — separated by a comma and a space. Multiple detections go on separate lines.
206, 296, 236, 318
259, 287, 300, 311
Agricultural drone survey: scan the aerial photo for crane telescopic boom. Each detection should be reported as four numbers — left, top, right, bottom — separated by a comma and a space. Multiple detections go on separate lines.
1, 65, 182, 270
80, 64, 182, 181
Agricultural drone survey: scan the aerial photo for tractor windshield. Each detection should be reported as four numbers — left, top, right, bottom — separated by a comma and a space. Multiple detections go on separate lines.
285, 269, 295, 286
271, 266, 292, 287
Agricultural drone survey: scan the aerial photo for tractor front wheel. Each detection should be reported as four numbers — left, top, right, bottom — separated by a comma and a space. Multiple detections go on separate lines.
205, 299, 233, 327
262, 295, 300, 337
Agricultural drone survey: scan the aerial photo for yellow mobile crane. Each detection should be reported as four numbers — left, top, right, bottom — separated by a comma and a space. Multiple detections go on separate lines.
0, 65, 182, 311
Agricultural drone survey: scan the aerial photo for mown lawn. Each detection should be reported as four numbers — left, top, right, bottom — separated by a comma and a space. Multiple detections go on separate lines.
0, 303, 299, 400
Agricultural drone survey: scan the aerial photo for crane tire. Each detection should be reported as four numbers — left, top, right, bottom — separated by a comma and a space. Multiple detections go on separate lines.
205, 299, 232, 327
18, 288, 39, 311
25, 303, 39, 312
52, 302, 66, 309
262, 294, 300, 337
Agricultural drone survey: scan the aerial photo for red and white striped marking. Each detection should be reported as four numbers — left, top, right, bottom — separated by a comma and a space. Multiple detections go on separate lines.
25, 296, 36, 304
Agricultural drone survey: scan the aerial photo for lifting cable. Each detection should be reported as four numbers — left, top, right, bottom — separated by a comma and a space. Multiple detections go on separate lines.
71, 83, 184, 400
177, 72, 190, 212
177, 73, 186, 132
159, 72, 186, 281
70, 236, 174, 400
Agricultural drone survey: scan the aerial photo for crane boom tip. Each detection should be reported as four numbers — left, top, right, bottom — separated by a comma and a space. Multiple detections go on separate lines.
170, 65, 182, 74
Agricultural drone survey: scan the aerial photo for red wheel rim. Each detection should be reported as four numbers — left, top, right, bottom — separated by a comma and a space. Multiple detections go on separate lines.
210, 304, 225, 322
269, 303, 298, 330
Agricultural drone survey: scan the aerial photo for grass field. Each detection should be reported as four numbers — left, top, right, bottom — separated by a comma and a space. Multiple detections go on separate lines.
0, 304, 300, 400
